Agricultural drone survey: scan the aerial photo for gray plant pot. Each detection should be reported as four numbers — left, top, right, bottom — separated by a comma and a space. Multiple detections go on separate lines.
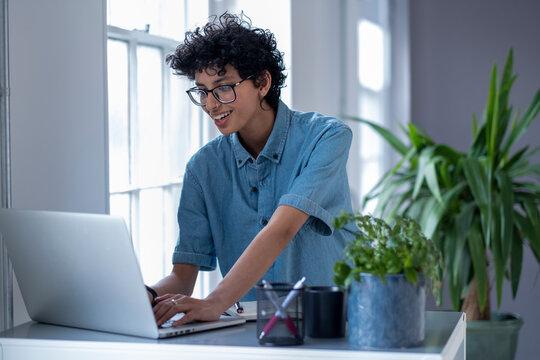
466, 312, 523, 360
348, 273, 426, 348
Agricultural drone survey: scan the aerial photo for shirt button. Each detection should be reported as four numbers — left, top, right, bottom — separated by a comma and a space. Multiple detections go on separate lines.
248, 158, 254, 163
238, 159, 242, 164
261, 219, 268, 226
273, 153, 278, 159
251, 187, 258, 193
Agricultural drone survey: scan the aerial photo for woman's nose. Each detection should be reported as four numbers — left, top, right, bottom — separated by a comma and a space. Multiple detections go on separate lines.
205, 92, 220, 110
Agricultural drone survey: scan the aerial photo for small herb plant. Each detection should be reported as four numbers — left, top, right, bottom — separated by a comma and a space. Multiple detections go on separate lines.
333, 212, 441, 296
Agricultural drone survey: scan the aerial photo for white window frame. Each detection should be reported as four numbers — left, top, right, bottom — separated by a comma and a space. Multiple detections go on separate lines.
106, 25, 219, 297
341, 0, 410, 212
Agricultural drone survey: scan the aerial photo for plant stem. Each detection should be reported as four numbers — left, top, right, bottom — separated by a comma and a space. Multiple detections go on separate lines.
461, 278, 491, 321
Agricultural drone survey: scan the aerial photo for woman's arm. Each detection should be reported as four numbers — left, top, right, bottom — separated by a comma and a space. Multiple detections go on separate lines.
150, 263, 200, 298
153, 204, 309, 326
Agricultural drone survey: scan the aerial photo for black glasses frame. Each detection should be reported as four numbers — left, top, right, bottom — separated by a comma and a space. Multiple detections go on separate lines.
186, 75, 254, 106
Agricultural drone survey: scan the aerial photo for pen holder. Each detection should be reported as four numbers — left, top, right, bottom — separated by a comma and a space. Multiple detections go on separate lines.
256, 283, 304, 346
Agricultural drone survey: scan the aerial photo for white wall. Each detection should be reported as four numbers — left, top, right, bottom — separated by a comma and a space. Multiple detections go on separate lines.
291, 0, 343, 117
8, 0, 108, 325
409, 1, 540, 359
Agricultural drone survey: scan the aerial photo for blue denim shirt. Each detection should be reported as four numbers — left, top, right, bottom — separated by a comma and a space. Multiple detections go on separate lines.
173, 101, 354, 300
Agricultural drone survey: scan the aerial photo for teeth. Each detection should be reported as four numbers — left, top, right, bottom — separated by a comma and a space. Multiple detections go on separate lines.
214, 112, 231, 121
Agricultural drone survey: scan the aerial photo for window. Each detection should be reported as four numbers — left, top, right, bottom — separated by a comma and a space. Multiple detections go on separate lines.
107, 0, 209, 297
356, 18, 388, 214
107, 0, 291, 298
341, 0, 408, 213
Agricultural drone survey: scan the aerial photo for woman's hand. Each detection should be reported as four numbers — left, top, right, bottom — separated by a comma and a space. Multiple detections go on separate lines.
153, 294, 225, 327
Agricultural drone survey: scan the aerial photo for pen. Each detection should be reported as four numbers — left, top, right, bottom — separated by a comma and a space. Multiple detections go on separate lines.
259, 276, 306, 340
261, 281, 298, 337
234, 302, 244, 314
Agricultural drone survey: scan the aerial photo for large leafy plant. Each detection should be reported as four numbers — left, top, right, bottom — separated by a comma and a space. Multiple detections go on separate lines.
348, 49, 540, 320
333, 214, 441, 297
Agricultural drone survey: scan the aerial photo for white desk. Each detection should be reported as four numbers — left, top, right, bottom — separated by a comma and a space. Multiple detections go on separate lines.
0, 311, 465, 360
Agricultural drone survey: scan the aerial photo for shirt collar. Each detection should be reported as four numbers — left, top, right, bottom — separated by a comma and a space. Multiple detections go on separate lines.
232, 100, 291, 168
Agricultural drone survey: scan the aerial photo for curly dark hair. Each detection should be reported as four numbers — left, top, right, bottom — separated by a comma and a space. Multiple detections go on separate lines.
166, 12, 286, 110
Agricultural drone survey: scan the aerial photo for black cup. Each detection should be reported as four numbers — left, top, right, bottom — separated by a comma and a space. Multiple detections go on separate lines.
304, 286, 346, 338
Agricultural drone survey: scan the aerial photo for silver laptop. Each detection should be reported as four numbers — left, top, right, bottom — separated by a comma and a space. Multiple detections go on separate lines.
0, 208, 245, 339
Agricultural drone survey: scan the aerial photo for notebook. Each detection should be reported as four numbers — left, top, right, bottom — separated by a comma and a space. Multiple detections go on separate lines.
0, 208, 245, 339
225, 301, 258, 321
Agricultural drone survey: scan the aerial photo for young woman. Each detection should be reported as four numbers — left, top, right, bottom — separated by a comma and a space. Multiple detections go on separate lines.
148, 13, 353, 327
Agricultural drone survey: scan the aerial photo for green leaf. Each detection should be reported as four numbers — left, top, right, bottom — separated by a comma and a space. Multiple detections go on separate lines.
362, 148, 416, 209
500, 89, 540, 158
410, 123, 435, 145
523, 200, 540, 261
515, 182, 540, 193
487, 65, 499, 170
406, 197, 429, 221
510, 231, 523, 298
462, 158, 490, 207
386, 189, 413, 220
343, 116, 409, 155
472, 113, 478, 139
448, 270, 463, 311
419, 197, 441, 239
462, 157, 492, 245
408, 123, 423, 149
418, 183, 465, 240
467, 222, 489, 312
495, 172, 514, 268
485, 64, 498, 131
510, 163, 540, 179
502, 146, 529, 171
425, 160, 443, 203
373, 181, 400, 217
499, 48, 515, 112
333, 261, 351, 290
434, 144, 463, 164
470, 125, 487, 157
515, 210, 540, 264
490, 200, 504, 307
413, 147, 438, 200
453, 202, 476, 282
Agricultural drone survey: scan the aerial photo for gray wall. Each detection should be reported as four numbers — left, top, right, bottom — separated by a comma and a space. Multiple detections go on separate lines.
410, 1, 540, 359
8, 0, 108, 325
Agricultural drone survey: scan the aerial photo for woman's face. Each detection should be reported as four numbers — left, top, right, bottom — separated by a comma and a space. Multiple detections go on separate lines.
194, 64, 268, 136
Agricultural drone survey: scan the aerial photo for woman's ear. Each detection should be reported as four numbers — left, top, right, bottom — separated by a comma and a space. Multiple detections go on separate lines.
257, 70, 272, 97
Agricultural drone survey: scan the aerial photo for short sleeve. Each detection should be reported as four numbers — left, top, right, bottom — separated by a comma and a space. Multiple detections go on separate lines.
278, 122, 353, 235
172, 167, 217, 271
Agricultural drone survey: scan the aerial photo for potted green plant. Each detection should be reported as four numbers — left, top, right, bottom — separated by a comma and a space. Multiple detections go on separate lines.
333, 213, 441, 348
346, 49, 540, 359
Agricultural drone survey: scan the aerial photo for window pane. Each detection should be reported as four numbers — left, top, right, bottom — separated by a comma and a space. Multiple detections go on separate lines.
185, 0, 209, 29
358, 20, 385, 91
110, 193, 131, 231
163, 185, 181, 278
139, 188, 164, 284
136, 45, 163, 186
107, 39, 130, 191
359, 93, 383, 159
108, 0, 184, 40
167, 76, 191, 180
361, 160, 381, 214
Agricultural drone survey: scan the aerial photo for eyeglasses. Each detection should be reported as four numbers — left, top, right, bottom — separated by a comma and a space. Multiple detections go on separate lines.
186, 75, 254, 106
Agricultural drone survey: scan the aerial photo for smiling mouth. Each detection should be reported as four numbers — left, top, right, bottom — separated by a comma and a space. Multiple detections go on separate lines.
213, 111, 231, 126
